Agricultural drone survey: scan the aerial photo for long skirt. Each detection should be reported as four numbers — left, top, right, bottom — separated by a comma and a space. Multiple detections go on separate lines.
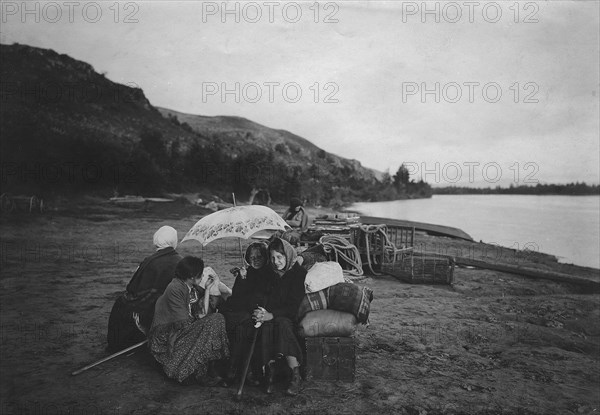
106, 297, 147, 353
222, 310, 256, 372
254, 316, 303, 368
148, 313, 230, 383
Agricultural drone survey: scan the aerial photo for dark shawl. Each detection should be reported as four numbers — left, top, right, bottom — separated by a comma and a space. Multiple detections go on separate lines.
222, 242, 274, 313
264, 262, 307, 322
223, 266, 276, 313
123, 247, 182, 314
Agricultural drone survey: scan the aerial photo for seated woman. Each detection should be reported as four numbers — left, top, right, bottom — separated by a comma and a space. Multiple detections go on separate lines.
148, 256, 230, 386
252, 237, 307, 396
106, 226, 182, 353
281, 198, 309, 245
221, 242, 274, 385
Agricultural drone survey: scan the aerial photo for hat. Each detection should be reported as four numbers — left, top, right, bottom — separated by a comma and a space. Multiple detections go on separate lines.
289, 197, 303, 209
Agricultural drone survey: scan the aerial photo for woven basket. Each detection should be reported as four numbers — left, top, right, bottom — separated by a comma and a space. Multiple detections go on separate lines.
382, 252, 455, 284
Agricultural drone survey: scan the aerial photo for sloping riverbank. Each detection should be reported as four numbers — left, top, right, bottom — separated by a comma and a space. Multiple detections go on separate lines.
1, 198, 598, 414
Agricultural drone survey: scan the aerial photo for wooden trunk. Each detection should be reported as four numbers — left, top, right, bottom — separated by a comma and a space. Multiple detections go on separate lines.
305, 337, 356, 382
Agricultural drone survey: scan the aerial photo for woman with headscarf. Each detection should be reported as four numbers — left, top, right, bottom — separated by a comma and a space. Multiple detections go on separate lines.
252, 237, 307, 396
106, 226, 182, 353
149, 256, 230, 386
221, 242, 275, 385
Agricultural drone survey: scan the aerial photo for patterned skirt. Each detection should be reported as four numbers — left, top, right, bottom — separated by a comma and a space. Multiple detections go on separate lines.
148, 313, 230, 382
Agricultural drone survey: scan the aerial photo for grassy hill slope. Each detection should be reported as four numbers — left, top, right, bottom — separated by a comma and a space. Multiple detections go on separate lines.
1, 43, 424, 205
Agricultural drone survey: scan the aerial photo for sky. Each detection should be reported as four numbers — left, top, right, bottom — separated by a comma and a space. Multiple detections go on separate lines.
2, 0, 599, 187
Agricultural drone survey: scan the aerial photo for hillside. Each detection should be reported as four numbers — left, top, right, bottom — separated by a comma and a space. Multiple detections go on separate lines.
0, 43, 210, 196
157, 107, 383, 201
0, 43, 423, 205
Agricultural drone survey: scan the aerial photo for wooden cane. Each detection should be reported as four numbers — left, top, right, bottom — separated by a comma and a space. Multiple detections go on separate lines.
234, 328, 259, 400
71, 339, 148, 376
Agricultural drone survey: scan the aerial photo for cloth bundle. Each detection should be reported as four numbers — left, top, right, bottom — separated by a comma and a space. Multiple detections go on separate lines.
297, 282, 374, 325
304, 261, 346, 293
297, 310, 357, 337
198, 267, 232, 297
329, 283, 373, 325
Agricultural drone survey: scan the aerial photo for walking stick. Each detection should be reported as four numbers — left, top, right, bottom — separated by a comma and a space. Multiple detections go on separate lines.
71, 339, 148, 376
234, 327, 259, 400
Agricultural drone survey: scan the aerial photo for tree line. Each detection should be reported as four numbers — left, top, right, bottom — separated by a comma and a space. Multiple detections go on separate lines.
139, 129, 432, 206
433, 183, 599, 196
1, 119, 432, 206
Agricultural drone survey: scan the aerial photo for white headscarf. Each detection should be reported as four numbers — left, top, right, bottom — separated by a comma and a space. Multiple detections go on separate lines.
153, 226, 178, 250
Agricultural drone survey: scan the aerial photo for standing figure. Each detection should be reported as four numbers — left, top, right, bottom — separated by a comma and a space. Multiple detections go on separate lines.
148, 256, 230, 385
252, 237, 307, 396
106, 226, 182, 353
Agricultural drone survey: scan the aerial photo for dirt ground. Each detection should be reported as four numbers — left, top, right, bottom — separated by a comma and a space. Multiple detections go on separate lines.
1, 198, 598, 415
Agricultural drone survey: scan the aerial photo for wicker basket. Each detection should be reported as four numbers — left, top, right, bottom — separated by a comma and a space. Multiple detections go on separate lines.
382, 252, 455, 284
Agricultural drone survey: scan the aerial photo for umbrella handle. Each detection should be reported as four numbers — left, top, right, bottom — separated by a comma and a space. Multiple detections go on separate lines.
238, 239, 244, 266
231, 192, 245, 264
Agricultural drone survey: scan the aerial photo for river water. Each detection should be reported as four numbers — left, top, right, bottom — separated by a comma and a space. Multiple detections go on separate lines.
351, 195, 600, 269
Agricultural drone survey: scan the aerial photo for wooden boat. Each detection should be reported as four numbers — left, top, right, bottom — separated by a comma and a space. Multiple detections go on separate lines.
109, 196, 174, 204
359, 215, 473, 241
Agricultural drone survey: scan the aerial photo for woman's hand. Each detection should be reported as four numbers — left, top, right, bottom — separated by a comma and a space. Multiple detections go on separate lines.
230, 267, 247, 280
252, 307, 273, 323
206, 275, 219, 291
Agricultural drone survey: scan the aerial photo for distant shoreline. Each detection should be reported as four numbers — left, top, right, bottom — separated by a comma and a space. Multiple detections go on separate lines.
349, 195, 600, 270
432, 183, 599, 196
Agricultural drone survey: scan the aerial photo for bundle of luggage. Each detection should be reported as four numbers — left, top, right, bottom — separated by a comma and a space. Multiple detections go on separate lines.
296, 260, 374, 382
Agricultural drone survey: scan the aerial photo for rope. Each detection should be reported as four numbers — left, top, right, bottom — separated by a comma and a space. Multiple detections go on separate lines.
319, 235, 364, 277
358, 224, 403, 275
317, 225, 411, 277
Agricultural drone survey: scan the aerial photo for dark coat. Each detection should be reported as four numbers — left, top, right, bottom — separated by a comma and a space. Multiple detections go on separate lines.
264, 262, 307, 322
253, 262, 307, 365
223, 266, 277, 314
106, 247, 182, 352
126, 247, 182, 302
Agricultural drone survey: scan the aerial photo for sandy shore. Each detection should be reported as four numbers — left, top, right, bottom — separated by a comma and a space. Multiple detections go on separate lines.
1, 198, 598, 414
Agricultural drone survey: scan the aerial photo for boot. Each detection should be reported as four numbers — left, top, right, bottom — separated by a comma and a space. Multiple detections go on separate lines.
285, 366, 301, 396
245, 368, 261, 387
205, 360, 228, 388
265, 361, 276, 394
225, 359, 237, 384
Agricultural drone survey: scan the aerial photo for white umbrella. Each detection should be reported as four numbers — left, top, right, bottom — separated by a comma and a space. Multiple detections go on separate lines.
181, 205, 291, 246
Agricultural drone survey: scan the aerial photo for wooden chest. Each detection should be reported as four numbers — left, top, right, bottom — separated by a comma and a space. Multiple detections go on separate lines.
305, 337, 356, 382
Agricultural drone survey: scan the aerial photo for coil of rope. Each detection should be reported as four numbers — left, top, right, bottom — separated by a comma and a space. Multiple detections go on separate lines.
319, 234, 364, 277
358, 224, 400, 275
